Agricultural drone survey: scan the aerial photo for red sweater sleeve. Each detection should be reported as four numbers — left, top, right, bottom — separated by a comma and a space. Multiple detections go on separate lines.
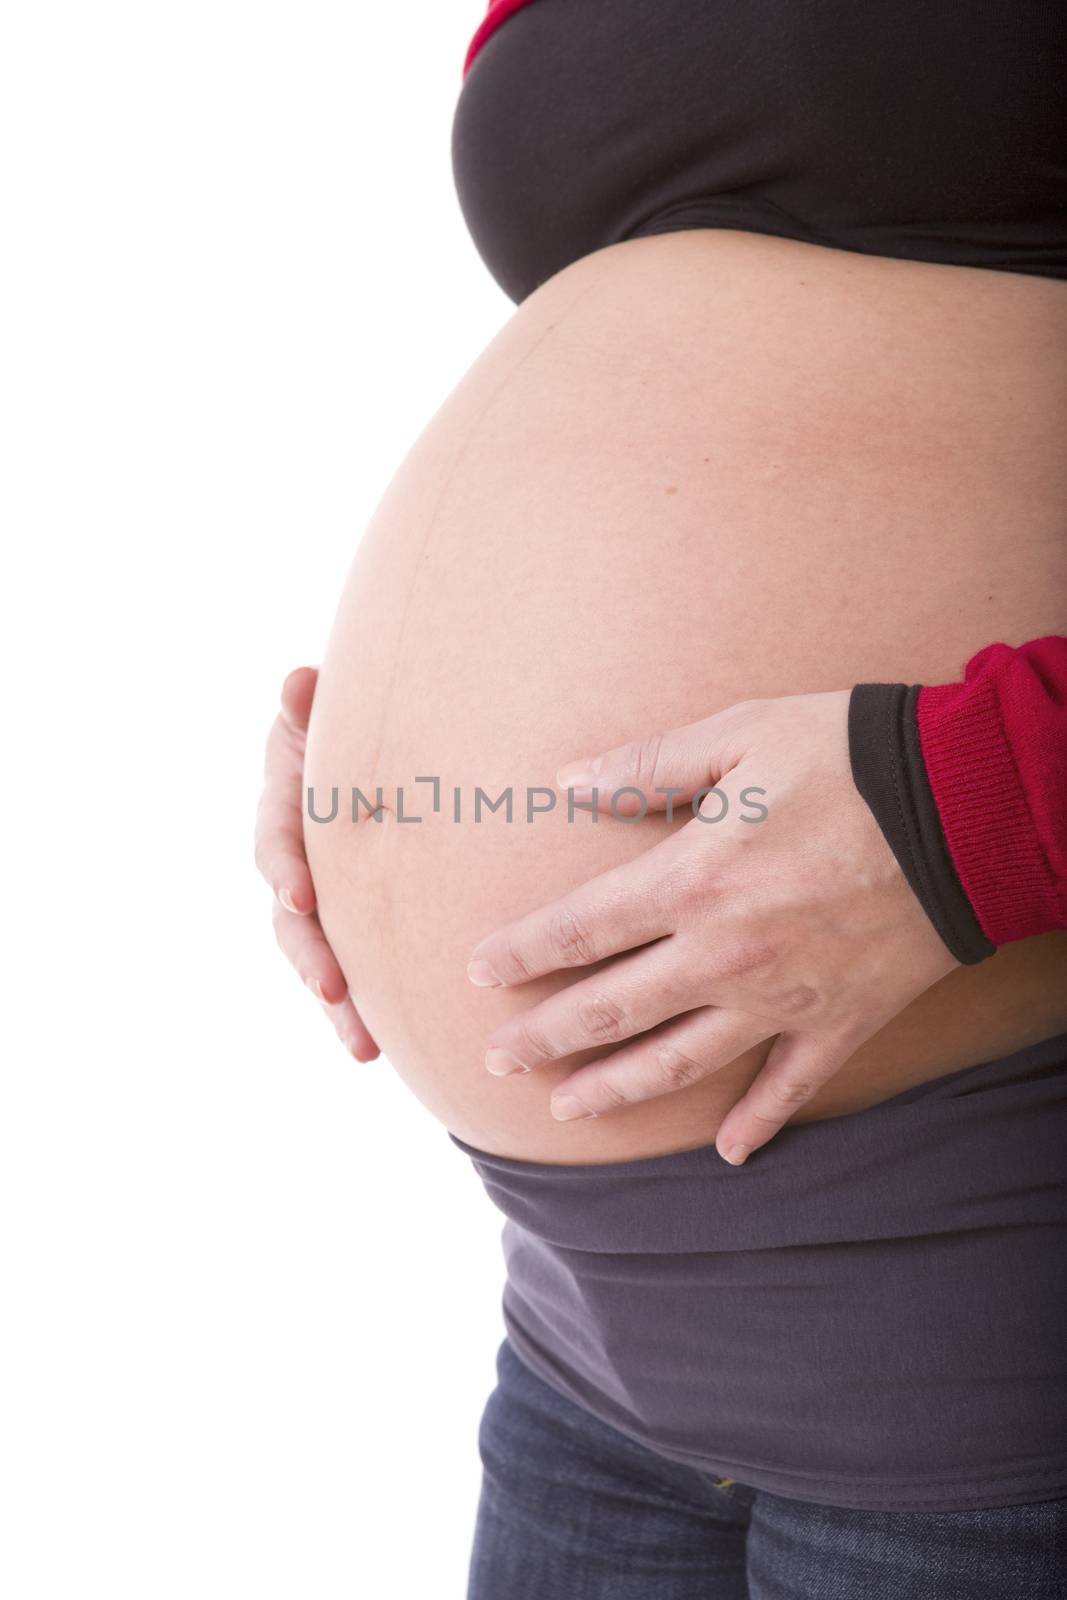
917, 636, 1067, 946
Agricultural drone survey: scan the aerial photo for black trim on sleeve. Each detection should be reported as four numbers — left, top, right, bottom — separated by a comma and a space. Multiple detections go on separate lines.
848, 683, 995, 966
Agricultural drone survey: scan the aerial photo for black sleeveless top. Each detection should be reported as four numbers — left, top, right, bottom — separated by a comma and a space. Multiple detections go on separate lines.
452, 0, 1067, 303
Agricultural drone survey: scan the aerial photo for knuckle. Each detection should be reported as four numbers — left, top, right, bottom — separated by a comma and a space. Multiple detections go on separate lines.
716, 940, 778, 986
719, 696, 764, 727
664, 856, 707, 917
766, 1075, 817, 1111
740, 940, 779, 976
497, 938, 535, 983
547, 907, 597, 967
514, 1017, 557, 1063
774, 983, 820, 1020
575, 991, 628, 1043
653, 1042, 706, 1090
591, 1075, 632, 1113
629, 732, 666, 793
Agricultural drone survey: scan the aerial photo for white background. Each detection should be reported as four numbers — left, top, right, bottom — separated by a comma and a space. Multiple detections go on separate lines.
2, 5, 515, 1594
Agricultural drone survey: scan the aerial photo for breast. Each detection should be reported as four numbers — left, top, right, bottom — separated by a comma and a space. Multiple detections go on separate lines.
454, 0, 1067, 301
303, 228, 1067, 1163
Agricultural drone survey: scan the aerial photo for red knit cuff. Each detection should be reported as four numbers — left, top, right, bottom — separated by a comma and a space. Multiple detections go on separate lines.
916, 639, 1067, 947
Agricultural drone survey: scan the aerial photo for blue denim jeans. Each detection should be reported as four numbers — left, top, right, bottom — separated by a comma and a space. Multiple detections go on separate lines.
467, 1339, 1067, 1600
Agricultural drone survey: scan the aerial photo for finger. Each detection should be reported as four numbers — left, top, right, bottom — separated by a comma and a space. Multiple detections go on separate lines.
255, 800, 318, 914
467, 831, 687, 988
484, 937, 702, 1074
256, 670, 320, 906
555, 705, 752, 816
255, 694, 317, 908
323, 993, 380, 1062
271, 897, 350, 1006
547, 1008, 780, 1119
262, 666, 319, 795
255, 822, 315, 913
255, 793, 315, 911
713, 1029, 858, 1165
262, 680, 315, 787
272, 901, 379, 1058
279, 665, 318, 734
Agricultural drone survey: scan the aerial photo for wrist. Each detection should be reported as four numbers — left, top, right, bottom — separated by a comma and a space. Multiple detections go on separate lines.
847, 682, 994, 966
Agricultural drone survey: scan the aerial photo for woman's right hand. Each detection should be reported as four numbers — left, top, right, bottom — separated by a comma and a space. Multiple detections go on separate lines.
255, 666, 380, 1061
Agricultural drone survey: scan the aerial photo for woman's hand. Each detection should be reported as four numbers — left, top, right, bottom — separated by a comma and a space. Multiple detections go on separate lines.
467, 691, 959, 1163
255, 666, 379, 1061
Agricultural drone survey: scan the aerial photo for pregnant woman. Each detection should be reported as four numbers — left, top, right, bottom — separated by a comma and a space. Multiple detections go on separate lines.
255, 3, 1067, 1593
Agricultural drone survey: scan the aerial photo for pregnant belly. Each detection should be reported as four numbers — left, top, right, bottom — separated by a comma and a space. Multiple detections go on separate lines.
304, 229, 1067, 1163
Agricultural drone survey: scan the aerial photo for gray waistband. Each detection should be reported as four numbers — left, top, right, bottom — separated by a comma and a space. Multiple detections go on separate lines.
451, 1029, 1067, 1254
452, 1030, 1067, 1510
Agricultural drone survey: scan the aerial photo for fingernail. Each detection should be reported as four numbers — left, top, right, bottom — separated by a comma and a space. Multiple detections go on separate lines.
485, 1048, 528, 1077
467, 960, 502, 987
721, 1143, 750, 1166
556, 765, 597, 791
279, 887, 299, 914
312, 978, 326, 1003
551, 1095, 596, 1121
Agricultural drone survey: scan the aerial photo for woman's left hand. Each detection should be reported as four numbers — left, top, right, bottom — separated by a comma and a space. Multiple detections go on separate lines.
466, 691, 961, 1164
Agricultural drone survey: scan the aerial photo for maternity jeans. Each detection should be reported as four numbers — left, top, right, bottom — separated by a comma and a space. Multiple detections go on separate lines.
468, 1337, 1067, 1599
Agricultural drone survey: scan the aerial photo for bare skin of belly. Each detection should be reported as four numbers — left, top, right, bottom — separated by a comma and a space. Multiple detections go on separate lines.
304, 229, 1067, 1164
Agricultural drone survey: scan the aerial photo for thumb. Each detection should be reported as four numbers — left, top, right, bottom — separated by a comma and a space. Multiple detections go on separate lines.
555, 713, 739, 816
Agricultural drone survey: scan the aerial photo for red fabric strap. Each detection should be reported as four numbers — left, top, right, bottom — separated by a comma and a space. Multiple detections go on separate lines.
917, 637, 1067, 946
463, 0, 541, 76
